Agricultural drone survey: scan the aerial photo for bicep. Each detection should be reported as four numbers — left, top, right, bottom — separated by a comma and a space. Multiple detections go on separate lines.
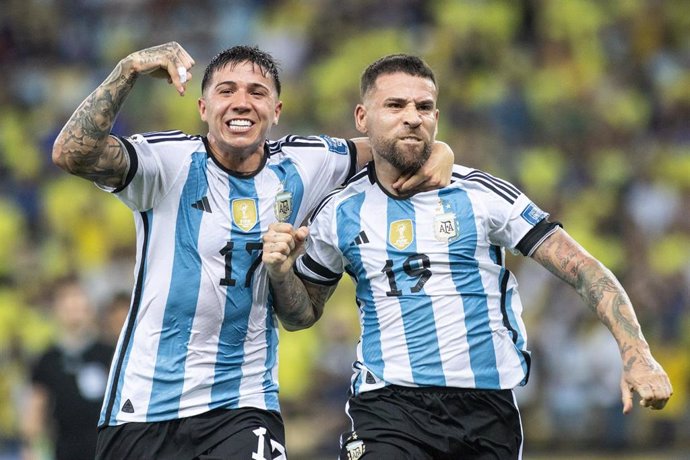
59, 134, 130, 189
530, 227, 596, 287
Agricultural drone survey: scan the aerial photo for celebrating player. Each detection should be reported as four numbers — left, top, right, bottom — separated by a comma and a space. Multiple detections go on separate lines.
262, 53, 673, 459
51, 42, 454, 459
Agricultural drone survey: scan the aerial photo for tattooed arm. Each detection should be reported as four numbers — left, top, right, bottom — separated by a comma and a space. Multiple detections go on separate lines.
52, 42, 195, 188
262, 223, 336, 331
531, 227, 672, 413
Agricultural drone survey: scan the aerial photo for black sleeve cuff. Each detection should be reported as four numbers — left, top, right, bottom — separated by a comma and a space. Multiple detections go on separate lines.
345, 139, 358, 183
111, 135, 139, 193
516, 219, 563, 256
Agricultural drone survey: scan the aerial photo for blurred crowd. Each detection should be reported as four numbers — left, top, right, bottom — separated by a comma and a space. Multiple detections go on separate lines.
0, 0, 688, 458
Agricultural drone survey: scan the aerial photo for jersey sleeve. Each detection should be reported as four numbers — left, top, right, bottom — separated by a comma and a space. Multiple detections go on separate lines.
475, 171, 553, 254
276, 135, 357, 214
97, 133, 191, 211
294, 196, 344, 285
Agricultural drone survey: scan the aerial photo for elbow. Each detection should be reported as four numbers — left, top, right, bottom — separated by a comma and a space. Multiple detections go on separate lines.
51, 139, 68, 171
281, 322, 311, 332
281, 313, 319, 332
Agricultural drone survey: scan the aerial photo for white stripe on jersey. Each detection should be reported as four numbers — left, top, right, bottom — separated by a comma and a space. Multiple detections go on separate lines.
100, 132, 354, 426
297, 164, 544, 393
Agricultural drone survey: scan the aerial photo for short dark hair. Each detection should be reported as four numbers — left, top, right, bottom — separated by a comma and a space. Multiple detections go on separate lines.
202, 45, 282, 96
360, 54, 436, 98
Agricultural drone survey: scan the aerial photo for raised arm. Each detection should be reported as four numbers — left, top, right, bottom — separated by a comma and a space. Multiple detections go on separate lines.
351, 138, 454, 193
52, 41, 194, 188
531, 227, 672, 413
262, 223, 337, 331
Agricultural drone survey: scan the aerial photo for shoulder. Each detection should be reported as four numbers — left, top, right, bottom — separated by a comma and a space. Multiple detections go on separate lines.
308, 166, 372, 223
124, 129, 202, 145
267, 134, 351, 157
450, 165, 522, 204
119, 130, 204, 155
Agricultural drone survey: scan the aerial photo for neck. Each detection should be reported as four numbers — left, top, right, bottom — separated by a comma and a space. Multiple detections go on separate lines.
206, 137, 265, 174
373, 157, 406, 197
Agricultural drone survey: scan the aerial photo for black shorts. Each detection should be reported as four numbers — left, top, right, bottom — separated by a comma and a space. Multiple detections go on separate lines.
96, 407, 286, 460
339, 385, 523, 460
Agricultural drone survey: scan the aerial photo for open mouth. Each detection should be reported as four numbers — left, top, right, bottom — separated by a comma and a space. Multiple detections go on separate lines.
226, 119, 254, 132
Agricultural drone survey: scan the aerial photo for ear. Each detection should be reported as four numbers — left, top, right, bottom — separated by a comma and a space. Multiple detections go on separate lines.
354, 104, 367, 134
434, 108, 439, 137
198, 97, 207, 122
273, 100, 283, 125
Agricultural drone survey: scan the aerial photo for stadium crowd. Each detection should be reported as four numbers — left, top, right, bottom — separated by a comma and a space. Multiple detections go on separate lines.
0, 0, 688, 458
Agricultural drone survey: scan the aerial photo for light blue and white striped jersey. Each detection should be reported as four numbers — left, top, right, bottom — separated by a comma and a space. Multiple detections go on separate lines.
296, 163, 559, 395
98, 130, 356, 426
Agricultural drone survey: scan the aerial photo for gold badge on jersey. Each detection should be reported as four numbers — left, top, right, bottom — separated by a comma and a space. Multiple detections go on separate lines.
232, 198, 257, 232
389, 219, 414, 250
274, 191, 293, 222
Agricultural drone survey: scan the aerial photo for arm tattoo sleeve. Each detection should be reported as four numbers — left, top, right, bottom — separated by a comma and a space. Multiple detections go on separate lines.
533, 231, 646, 346
54, 63, 137, 188
271, 274, 334, 331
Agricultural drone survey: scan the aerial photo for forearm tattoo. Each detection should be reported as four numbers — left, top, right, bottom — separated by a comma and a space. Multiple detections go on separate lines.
272, 275, 331, 330
535, 232, 645, 346
55, 63, 136, 187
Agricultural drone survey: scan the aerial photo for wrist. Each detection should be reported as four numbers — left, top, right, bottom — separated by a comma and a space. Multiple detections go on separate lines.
117, 57, 140, 82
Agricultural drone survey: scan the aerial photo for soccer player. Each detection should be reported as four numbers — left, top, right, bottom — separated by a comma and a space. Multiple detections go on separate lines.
51, 42, 454, 459
262, 54, 673, 459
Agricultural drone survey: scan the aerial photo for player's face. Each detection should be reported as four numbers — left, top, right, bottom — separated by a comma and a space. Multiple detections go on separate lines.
355, 72, 438, 175
199, 61, 282, 160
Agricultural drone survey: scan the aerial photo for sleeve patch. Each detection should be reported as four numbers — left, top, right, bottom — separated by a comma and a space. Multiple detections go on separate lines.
320, 135, 349, 155
520, 203, 547, 226
126, 134, 146, 144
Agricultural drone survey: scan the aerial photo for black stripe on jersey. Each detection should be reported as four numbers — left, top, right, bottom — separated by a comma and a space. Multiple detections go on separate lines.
297, 254, 342, 284
491, 245, 503, 266
143, 130, 202, 144
454, 170, 520, 204
348, 165, 370, 185
102, 211, 150, 426
499, 269, 518, 344
112, 136, 139, 193
499, 269, 531, 385
267, 135, 325, 154
308, 164, 368, 223
345, 139, 357, 182
307, 185, 344, 224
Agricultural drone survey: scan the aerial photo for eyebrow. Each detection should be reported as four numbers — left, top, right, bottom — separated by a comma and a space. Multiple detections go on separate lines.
214, 80, 272, 92
384, 96, 435, 106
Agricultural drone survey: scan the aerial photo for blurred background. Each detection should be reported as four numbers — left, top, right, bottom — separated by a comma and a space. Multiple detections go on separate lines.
0, 0, 688, 458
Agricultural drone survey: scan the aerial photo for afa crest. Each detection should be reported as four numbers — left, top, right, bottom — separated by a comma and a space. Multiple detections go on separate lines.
389, 219, 414, 250
434, 212, 458, 242
232, 198, 257, 232
274, 191, 293, 222
345, 439, 365, 460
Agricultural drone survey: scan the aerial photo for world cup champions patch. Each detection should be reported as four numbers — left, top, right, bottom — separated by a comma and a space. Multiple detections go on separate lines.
274, 191, 293, 222
520, 202, 547, 226
232, 198, 258, 231
321, 135, 349, 155
389, 219, 414, 250
434, 212, 458, 242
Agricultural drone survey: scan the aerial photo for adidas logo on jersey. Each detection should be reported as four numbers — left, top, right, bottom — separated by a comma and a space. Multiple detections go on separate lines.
121, 399, 135, 413
192, 196, 212, 213
350, 231, 369, 246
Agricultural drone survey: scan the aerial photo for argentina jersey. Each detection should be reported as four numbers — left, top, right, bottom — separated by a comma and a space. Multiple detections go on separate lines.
296, 163, 558, 395
98, 131, 356, 426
